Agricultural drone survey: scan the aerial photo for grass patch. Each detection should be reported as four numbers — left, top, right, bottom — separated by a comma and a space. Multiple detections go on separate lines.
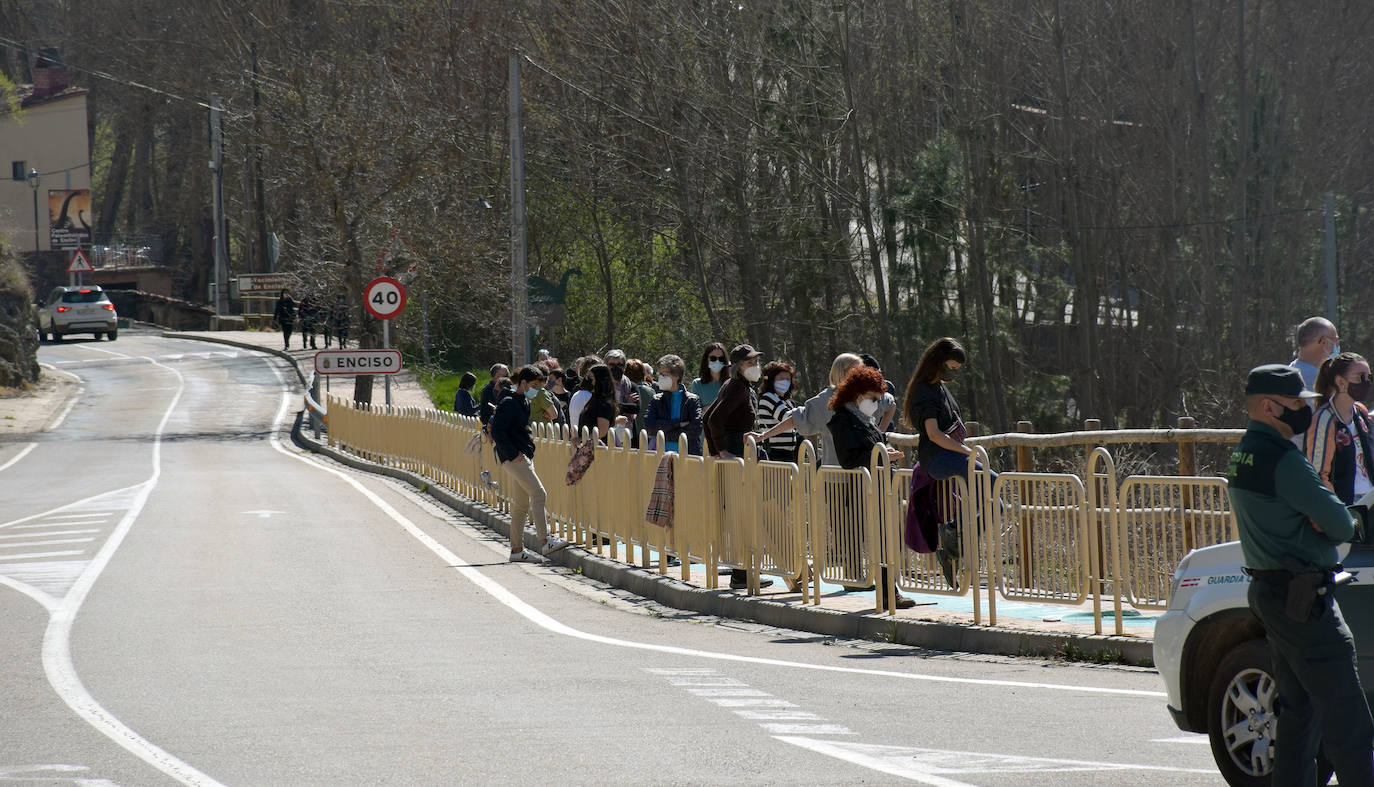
416, 367, 489, 411
1054, 640, 1140, 665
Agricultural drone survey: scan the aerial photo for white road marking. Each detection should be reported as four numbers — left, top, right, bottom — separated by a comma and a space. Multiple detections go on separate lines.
9, 521, 107, 529
0, 530, 100, 539
1150, 735, 1210, 745
761, 723, 857, 735
38, 363, 83, 431
240, 510, 285, 518
0, 537, 94, 548
36, 512, 116, 519
31, 354, 224, 787
0, 443, 36, 473
0, 550, 85, 561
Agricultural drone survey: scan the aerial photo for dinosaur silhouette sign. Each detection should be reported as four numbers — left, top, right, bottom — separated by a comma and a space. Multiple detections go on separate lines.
48, 189, 92, 249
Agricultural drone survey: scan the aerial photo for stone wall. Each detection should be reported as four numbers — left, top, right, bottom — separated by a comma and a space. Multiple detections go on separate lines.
106, 290, 214, 331
0, 290, 39, 388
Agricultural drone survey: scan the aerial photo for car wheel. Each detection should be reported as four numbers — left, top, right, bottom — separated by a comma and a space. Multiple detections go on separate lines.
107, 329, 117, 341
1208, 638, 1277, 786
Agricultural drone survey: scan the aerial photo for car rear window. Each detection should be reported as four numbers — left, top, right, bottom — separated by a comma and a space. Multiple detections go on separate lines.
61, 291, 105, 303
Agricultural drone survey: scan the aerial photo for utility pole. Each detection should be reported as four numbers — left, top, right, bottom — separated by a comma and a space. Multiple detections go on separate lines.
210, 94, 229, 316
508, 53, 528, 368
1325, 192, 1338, 320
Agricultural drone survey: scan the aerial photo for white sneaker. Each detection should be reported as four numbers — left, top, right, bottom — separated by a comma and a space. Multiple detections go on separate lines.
542, 536, 570, 556
508, 550, 538, 563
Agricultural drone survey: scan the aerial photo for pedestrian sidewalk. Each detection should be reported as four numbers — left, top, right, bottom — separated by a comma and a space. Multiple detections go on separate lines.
168, 327, 1157, 666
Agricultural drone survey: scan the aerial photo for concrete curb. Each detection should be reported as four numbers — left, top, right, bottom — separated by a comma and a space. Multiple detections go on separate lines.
288, 414, 1155, 667
161, 331, 307, 387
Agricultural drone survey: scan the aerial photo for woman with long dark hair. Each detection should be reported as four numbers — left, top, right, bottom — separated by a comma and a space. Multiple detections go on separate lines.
1307, 352, 1374, 504
691, 342, 730, 407
578, 363, 619, 442
756, 361, 799, 463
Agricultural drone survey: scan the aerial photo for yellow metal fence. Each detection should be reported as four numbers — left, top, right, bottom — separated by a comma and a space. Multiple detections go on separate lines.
325, 397, 1240, 633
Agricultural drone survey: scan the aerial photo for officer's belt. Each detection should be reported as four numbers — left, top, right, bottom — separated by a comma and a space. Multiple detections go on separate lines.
1243, 566, 1336, 582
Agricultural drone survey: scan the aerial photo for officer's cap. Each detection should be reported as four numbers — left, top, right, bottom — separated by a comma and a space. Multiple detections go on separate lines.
1244, 364, 1322, 399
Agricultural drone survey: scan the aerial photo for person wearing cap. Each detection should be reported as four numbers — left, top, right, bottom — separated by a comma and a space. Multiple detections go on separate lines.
1228, 363, 1374, 786
703, 343, 774, 590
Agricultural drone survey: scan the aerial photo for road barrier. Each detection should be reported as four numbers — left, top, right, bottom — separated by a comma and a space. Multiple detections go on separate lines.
324, 397, 1245, 634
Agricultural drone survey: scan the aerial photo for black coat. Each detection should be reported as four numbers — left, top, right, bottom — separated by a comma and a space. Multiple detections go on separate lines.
827, 404, 884, 470
645, 387, 704, 455
490, 389, 535, 463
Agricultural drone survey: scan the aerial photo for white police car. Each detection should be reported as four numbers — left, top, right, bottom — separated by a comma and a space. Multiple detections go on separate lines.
1155, 540, 1368, 785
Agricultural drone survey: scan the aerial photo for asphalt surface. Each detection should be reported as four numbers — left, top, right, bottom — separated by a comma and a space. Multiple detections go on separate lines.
0, 328, 1225, 785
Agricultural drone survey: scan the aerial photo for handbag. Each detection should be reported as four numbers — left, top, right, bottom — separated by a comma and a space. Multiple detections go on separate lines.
463, 431, 483, 456
565, 438, 596, 485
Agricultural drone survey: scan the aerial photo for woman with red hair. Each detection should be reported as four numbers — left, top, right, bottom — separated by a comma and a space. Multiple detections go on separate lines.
827, 366, 912, 608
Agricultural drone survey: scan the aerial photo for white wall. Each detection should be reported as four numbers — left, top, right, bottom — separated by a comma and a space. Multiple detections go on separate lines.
0, 92, 91, 252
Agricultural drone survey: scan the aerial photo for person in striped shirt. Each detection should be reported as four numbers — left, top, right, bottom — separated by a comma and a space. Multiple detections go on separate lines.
756, 361, 800, 463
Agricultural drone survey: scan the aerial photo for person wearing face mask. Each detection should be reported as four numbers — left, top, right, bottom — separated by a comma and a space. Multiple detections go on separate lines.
826, 365, 913, 609
645, 354, 703, 455
604, 349, 641, 412
1290, 316, 1341, 392
691, 342, 730, 407
703, 344, 774, 590
756, 361, 800, 463
490, 365, 571, 561
528, 362, 561, 427
1306, 352, 1374, 505
1228, 364, 1372, 786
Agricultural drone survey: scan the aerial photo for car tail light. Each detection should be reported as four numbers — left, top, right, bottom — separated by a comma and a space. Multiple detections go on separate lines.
102, 303, 114, 311
56, 306, 71, 312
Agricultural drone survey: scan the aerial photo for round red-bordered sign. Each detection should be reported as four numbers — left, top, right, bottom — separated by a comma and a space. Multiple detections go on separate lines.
363, 276, 407, 320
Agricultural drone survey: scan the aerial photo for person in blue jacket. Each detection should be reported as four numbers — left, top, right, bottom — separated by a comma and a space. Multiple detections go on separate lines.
452, 372, 480, 417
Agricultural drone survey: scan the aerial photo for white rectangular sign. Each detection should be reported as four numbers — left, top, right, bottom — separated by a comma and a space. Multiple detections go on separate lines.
237, 273, 297, 294
314, 349, 403, 376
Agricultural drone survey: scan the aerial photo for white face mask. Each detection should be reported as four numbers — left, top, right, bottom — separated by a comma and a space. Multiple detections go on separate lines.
858, 398, 879, 417
708, 360, 726, 374
657, 375, 674, 391
743, 365, 762, 382
774, 379, 791, 395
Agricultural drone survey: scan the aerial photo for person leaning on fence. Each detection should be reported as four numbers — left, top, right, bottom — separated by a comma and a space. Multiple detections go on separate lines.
1305, 352, 1374, 505
491, 365, 570, 562
750, 352, 863, 467
453, 372, 480, 417
756, 361, 800, 463
827, 365, 914, 609
1228, 363, 1374, 786
703, 344, 774, 591
902, 337, 998, 588
273, 289, 296, 350
645, 354, 703, 455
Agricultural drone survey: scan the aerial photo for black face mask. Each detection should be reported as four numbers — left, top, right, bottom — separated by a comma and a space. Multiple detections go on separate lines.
1350, 380, 1372, 403
610, 365, 624, 380
1276, 401, 1313, 436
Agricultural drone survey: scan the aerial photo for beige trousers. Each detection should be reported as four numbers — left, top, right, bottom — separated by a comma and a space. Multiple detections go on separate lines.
502, 455, 548, 551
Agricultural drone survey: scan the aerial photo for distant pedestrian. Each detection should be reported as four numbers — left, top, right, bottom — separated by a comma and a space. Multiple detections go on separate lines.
703, 344, 773, 591
297, 294, 318, 349
691, 342, 729, 407
1306, 352, 1374, 504
453, 372, 480, 417
646, 354, 703, 455
273, 289, 296, 350
491, 365, 570, 561
1290, 316, 1340, 392
329, 293, 350, 349
756, 361, 799, 463
479, 364, 510, 428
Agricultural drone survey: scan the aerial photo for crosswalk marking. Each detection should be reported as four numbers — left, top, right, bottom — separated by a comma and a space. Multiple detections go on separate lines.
0, 529, 99, 539
0, 537, 96, 548
0, 550, 86, 561
648, 668, 856, 736
0, 490, 131, 599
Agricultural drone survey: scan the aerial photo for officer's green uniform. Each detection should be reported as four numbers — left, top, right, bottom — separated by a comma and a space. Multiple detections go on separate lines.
1227, 364, 1374, 786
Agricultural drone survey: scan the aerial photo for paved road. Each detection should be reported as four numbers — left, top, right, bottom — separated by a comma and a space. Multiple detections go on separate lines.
0, 329, 1223, 785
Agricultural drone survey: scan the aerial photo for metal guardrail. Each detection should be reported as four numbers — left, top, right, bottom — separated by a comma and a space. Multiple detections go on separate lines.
323, 397, 1242, 633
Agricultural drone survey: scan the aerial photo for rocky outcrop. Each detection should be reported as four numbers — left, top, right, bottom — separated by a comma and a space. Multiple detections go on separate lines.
0, 290, 39, 388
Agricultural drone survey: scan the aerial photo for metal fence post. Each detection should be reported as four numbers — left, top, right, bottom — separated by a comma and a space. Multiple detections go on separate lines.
1016, 421, 1033, 589
1178, 415, 1197, 552
1084, 419, 1105, 597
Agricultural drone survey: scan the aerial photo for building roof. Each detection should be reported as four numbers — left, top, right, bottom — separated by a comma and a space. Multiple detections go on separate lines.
17, 83, 88, 110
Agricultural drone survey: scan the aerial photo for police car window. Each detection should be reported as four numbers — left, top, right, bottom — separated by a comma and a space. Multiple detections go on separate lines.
61, 290, 103, 304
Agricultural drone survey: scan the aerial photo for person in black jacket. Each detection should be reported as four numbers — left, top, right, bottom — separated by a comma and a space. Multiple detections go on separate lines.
645, 354, 704, 455
491, 365, 569, 561
478, 364, 510, 428
827, 365, 912, 609
272, 289, 296, 350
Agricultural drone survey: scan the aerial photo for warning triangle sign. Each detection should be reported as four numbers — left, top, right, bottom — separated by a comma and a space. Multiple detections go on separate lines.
67, 249, 94, 273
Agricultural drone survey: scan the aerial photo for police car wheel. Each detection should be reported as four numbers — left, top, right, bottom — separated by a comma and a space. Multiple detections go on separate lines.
1207, 638, 1276, 786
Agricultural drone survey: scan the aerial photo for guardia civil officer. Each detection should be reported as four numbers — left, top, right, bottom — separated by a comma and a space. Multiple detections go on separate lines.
1227, 364, 1374, 785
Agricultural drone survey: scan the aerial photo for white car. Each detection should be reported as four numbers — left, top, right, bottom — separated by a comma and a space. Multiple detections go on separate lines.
1155, 540, 1368, 785
36, 285, 118, 341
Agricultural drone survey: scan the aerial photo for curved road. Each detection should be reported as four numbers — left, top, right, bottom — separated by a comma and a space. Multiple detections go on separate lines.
0, 328, 1223, 785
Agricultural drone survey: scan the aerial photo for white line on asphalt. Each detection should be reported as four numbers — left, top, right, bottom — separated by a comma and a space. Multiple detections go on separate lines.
262, 361, 1168, 701
0, 550, 85, 561
38, 363, 83, 431
9, 520, 108, 529
0, 443, 36, 473
36, 512, 116, 519
0, 537, 95, 548
37, 354, 225, 787
0, 530, 100, 539
1150, 735, 1210, 745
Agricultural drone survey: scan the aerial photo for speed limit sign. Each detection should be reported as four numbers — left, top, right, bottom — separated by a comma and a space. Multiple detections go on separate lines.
363, 276, 407, 320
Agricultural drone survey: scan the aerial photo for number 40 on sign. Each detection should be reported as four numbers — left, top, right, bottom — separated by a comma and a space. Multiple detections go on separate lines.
363, 276, 407, 320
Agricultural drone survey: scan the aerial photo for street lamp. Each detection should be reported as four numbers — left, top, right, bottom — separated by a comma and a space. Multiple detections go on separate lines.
26, 168, 40, 252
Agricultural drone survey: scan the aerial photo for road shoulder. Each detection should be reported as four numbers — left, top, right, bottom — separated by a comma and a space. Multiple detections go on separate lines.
0, 365, 81, 436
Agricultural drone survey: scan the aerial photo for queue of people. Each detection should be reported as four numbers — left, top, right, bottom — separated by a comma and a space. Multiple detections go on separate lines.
270, 289, 353, 350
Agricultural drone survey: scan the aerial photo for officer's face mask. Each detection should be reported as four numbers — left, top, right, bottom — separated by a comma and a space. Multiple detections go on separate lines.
1273, 399, 1313, 436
